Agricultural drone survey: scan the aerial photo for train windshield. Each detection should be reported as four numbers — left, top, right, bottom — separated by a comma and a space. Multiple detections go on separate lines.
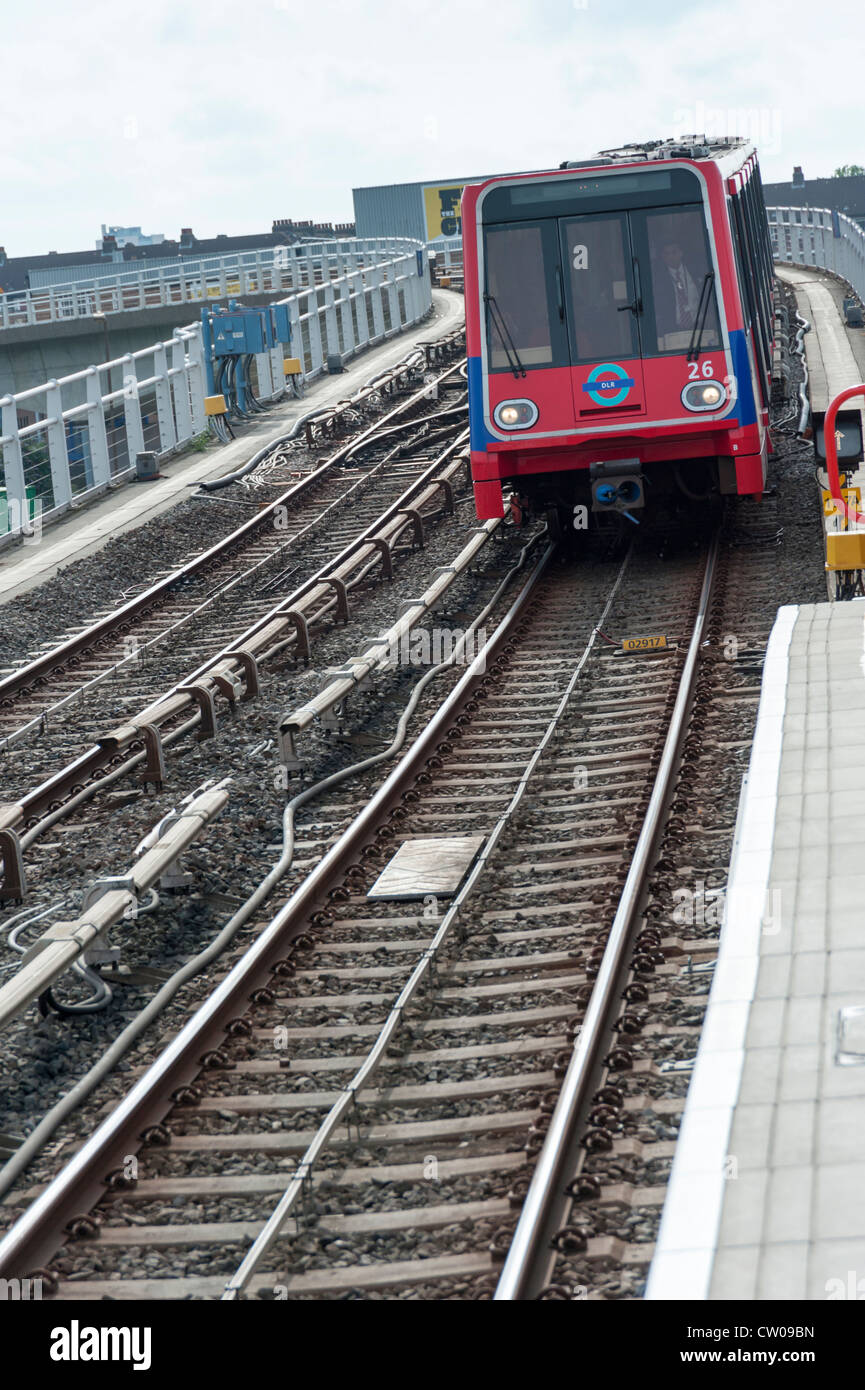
561, 203, 721, 361
484, 224, 566, 371
483, 191, 722, 370
640, 206, 721, 354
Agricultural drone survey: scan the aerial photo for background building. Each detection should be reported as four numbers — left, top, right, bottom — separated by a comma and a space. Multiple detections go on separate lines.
354, 166, 865, 243
96, 225, 166, 249
762, 167, 865, 229
0, 218, 356, 295
353, 176, 492, 242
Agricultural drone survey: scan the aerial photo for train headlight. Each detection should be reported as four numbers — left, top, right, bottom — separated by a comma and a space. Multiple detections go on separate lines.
494, 399, 539, 430
681, 380, 726, 412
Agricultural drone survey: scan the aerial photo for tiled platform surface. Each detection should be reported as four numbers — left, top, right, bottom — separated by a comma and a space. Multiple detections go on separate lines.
647, 600, 865, 1300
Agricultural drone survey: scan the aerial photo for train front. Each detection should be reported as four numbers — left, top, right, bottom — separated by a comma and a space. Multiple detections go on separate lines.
462, 154, 766, 529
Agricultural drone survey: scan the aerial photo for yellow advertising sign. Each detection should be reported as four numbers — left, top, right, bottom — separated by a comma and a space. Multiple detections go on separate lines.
423, 184, 465, 240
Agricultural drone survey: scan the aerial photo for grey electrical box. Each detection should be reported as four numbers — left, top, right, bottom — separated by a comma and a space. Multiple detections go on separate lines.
136, 452, 159, 481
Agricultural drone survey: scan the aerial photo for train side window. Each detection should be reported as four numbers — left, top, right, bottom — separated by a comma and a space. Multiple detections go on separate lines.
734, 187, 771, 381
731, 196, 757, 327
483, 223, 566, 372
751, 169, 774, 278
728, 204, 752, 330
730, 192, 770, 399
742, 175, 772, 339
639, 206, 721, 355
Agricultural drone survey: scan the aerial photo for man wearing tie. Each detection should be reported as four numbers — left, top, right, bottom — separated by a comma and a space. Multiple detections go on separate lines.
655, 240, 701, 340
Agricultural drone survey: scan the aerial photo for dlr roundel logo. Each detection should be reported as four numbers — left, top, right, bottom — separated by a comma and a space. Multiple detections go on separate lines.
582, 362, 635, 407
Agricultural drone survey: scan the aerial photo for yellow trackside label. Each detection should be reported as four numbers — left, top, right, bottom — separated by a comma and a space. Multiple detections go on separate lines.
822, 487, 861, 527
622, 635, 668, 652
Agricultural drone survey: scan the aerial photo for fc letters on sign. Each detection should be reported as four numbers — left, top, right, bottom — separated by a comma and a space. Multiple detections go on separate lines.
424, 185, 464, 239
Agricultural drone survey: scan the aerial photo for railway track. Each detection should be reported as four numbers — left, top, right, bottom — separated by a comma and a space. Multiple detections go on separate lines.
0, 341, 465, 759
0, 523, 720, 1299
0, 259, 830, 1307
527, 499, 787, 1301
0, 353, 471, 901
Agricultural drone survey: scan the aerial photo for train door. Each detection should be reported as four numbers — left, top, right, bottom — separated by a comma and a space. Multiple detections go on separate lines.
558, 213, 648, 421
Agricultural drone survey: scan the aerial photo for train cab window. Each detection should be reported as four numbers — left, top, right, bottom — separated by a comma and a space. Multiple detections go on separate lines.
641, 207, 721, 355
561, 214, 637, 363
483, 224, 565, 372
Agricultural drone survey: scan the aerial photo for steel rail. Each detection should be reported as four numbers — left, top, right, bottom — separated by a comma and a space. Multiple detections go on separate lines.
493, 533, 719, 1300
147, 427, 472, 712
276, 509, 497, 765
1, 426, 470, 852
223, 543, 631, 1298
0, 521, 545, 1281
0, 521, 538, 1232
1, 408, 467, 754
0, 353, 465, 711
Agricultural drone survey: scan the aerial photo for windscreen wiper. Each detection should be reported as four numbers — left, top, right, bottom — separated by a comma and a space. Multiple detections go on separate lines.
687, 272, 715, 362
484, 293, 527, 379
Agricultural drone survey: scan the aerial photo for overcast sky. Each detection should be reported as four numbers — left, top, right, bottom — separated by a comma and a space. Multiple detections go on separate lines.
1, 0, 861, 255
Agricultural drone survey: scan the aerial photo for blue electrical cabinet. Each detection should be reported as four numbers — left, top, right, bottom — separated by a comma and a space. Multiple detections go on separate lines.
207, 303, 290, 360
241, 312, 267, 354
211, 311, 267, 356
268, 303, 292, 345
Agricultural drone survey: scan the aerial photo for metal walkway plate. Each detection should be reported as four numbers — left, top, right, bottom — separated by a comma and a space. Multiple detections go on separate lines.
366, 835, 484, 900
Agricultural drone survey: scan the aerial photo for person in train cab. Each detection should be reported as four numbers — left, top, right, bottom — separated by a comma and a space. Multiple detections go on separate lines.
655, 240, 702, 336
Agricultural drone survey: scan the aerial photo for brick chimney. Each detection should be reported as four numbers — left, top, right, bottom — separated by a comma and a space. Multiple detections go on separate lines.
792, 165, 805, 186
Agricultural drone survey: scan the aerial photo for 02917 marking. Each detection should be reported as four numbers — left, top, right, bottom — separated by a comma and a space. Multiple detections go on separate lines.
622, 635, 668, 652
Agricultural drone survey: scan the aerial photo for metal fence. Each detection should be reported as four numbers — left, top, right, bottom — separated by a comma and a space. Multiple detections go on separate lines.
768, 205, 865, 300
0, 241, 433, 543
0, 328, 207, 540
0, 237, 427, 331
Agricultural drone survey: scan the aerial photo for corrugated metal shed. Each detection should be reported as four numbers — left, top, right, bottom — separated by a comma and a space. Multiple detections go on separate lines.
353, 175, 491, 242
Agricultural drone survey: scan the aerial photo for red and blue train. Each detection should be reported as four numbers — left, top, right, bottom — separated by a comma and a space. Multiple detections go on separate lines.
461, 136, 776, 529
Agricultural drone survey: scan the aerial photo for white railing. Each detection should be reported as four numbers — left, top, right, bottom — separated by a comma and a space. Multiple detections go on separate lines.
0, 237, 423, 331
0, 327, 207, 541
768, 205, 865, 301
0, 242, 432, 543
287, 244, 430, 384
